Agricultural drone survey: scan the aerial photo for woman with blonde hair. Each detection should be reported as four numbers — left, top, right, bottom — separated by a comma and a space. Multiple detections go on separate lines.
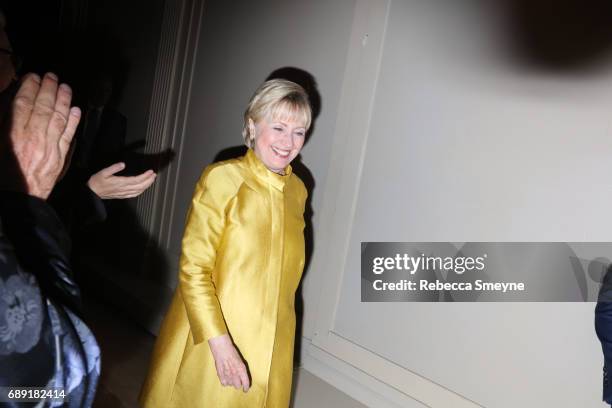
140, 78, 311, 407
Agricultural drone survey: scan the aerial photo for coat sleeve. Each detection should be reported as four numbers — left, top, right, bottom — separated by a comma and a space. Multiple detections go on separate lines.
179, 166, 234, 344
0, 191, 82, 314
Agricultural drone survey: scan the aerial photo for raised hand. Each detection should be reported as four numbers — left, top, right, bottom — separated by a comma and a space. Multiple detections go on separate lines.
2, 73, 81, 199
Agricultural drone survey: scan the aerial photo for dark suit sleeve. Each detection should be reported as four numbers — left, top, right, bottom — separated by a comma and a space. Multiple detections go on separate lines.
49, 167, 108, 231
78, 183, 108, 226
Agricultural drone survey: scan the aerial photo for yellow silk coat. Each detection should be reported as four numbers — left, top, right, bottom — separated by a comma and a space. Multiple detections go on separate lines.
139, 148, 307, 408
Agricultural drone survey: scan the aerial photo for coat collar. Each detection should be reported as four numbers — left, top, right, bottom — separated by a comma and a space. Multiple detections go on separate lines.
243, 148, 292, 191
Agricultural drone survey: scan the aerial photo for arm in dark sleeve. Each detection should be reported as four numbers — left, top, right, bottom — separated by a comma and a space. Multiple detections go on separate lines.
49, 167, 107, 231
78, 182, 107, 226
0, 191, 82, 314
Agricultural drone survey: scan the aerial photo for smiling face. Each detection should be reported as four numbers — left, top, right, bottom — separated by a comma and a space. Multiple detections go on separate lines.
251, 114, 306, 174
243, 79, 312, 172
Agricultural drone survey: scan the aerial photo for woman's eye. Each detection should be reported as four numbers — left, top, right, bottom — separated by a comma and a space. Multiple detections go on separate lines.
273, 127, 283, 131
295, 132, 305, 137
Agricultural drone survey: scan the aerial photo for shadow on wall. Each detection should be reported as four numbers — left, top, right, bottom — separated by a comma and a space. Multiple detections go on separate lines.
75, 201, 172, 328
51, 25, 176, 326
505, 0, 612, 71
214, 67, 321, 366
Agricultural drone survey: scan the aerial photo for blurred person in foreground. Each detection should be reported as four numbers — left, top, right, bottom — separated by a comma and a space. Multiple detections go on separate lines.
0, 71, 99, 406
140, 79, 311, 407
49, 71, 158, 233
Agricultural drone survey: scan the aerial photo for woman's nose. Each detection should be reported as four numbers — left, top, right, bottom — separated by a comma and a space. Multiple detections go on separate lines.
279, 132, 293, 148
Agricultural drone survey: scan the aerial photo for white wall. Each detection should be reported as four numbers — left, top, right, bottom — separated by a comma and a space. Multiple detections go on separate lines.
156, 0, 612, 407
305, 0, 612, 407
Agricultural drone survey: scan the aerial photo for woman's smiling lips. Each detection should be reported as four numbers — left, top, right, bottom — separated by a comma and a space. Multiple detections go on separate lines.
271, 146, 291, 158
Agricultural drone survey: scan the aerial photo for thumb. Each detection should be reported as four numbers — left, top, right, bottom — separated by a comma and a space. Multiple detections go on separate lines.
100, 162, 126, 177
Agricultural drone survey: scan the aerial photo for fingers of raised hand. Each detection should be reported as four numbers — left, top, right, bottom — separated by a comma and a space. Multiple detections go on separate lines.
11, 73, 41, 131
58, 107, 80, 159
6, 73, 80, 199
29, 73, 60, 137
48, 83, 72, 138
54, 83, 72, 119
11, 73, 79, 159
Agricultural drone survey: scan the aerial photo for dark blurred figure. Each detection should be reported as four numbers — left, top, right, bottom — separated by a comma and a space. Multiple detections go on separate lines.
0, 68, 100, 406
74, 72, 123, 172
49, 71, 156, 236
595, 263, 612, 406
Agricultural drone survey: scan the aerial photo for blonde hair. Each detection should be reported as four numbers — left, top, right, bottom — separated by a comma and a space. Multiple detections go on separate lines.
242, 79, 311, 148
